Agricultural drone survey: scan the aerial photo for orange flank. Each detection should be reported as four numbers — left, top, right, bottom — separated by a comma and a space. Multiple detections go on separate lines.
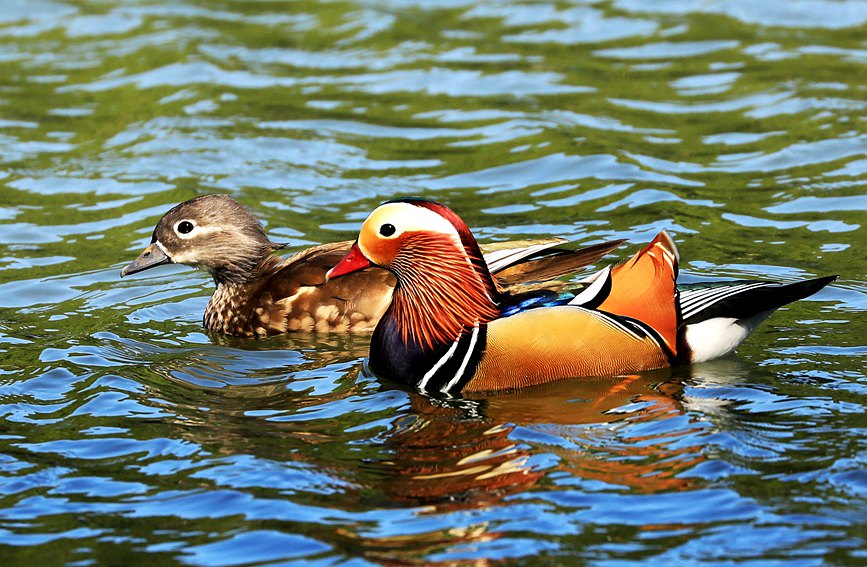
466, 306, 670, 392
596, 231, 679, 356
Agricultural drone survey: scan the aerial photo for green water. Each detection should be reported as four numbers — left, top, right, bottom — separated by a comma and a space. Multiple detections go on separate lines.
0, 0, 865, 564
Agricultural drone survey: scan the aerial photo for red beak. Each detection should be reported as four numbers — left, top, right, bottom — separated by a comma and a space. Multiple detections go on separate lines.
326, 242, 372, 281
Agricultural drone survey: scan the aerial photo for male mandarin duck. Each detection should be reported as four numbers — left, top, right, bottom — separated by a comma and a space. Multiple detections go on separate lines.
326, 198, 836, 394
119, 194, 624, 337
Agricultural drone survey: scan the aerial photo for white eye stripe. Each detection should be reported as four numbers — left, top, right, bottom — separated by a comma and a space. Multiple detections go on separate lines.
173, 220, 225, 240
359, 203, 462, 257
375, 203, 459, 236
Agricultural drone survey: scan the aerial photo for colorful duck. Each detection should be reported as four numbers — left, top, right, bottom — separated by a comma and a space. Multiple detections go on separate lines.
120, 195, 622, 337
326, 198, 836, 394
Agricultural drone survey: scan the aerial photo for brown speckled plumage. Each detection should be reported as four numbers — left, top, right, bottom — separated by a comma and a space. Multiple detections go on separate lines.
202, 242, 395, 337
121, 194, 622, 337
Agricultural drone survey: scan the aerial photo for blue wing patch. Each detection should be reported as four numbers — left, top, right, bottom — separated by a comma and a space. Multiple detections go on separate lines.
500, 291, 575, 317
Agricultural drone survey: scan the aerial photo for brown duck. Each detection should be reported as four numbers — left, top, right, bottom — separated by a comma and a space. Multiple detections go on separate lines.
120, 194, 623, 337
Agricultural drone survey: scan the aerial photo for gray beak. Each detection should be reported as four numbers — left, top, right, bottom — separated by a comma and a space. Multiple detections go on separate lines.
120, 242, 172, 277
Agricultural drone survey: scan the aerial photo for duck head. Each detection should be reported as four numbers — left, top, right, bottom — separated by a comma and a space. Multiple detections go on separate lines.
120, 194, 283, 285
327, 198, 501, 348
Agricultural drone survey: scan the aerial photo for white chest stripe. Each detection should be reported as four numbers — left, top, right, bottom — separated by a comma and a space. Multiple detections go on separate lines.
442, 325, 480, 393
418, 335, 461, 391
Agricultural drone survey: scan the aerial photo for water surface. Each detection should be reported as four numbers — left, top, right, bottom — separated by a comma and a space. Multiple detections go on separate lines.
0, 0, 865, 564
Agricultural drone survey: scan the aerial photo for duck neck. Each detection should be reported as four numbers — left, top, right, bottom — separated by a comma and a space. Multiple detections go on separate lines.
210, 253, 282, 287
370, 242, 501, 390
204, 254, 282, 335
205, 281, 250, 335
393, 241, 500, 346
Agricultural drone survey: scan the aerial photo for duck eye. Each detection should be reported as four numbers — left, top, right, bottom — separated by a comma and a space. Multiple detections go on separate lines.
379, 223, 396, 237
177, 221, 195, 234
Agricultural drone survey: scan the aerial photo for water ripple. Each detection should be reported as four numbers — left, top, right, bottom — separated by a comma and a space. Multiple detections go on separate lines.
615, 0, 867, 29
0, 0, 864, 564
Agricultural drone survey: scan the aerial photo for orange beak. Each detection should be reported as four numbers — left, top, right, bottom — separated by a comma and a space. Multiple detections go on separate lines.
326, 242, 372, 281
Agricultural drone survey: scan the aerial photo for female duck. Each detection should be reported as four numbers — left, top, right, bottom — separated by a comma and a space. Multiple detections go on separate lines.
120, 194, 621, 337
327, 198, 835, 394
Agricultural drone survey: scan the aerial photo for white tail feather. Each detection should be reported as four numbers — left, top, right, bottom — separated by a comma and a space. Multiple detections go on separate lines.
685, 310, 774, 363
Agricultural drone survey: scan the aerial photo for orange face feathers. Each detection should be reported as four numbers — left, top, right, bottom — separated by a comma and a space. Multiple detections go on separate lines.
356, 201, 464, 266
326, 201, 463, 279
389, 230, 500, 348
329, 199, 501, 349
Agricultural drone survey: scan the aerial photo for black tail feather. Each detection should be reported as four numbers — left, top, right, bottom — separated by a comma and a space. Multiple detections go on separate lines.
680, 275, 837, 326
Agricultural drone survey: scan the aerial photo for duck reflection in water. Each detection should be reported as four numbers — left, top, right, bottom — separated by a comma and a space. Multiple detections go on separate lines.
338, 362, 759, 562
379, 369, 698, 511
128, 334, 749, 562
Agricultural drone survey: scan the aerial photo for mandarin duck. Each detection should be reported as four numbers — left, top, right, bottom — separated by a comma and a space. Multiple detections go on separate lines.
120, 194, 624, 337
326, 198, 836, 394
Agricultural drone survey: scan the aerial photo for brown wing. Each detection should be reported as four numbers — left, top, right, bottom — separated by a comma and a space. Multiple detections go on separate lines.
247, 241, 395, 334
495, 239, 625, 290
